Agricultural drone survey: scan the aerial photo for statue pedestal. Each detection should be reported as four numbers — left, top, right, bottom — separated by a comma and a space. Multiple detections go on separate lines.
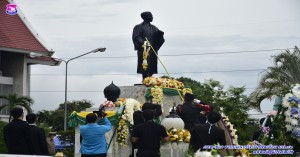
120, 85, 183, 118
75, 85, 183, 157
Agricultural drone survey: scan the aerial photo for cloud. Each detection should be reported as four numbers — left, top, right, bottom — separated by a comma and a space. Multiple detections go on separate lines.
19, 0, 300, 112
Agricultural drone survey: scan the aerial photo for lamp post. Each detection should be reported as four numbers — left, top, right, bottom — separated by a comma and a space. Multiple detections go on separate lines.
63, 47, 106, 131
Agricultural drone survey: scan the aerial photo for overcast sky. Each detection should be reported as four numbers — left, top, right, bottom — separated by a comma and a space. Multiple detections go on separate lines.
13, 0, 300, 114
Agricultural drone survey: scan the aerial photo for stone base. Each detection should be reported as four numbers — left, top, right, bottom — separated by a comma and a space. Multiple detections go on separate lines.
75, 85, 184, 157
120, 85, 183, 118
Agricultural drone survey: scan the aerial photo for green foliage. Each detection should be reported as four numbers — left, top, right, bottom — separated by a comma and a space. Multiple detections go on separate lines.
0, 121, 7, 154
177, 77, 254, 144
0, 93, 33, 113
57, 99, 93, 112
261, 105, 300, 155
250, 46, 300, 110
37, 100, 93, 131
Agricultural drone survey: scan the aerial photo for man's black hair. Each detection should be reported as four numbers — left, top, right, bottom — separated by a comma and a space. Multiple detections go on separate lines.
142, 103, 155, 111
26, 113, 37, 124
184, 93, 194, 102
10, 107, 23, 119
207, 111, 221, 124
142, 109, 155, 121
86, 113, 97, 123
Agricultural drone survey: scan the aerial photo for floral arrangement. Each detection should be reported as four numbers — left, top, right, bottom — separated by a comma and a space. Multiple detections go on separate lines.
150, 86, 163, 104
143, 76, 185, 89
282, 84, 300, 142
167, 128, 191, 143
182, 88, 193, 96
194, 150, 221, 157
115, 98, 126, 107
114, 98, 142, 146
142, 41, 151, 70
99, 100, 115, 108
117, 119, 129, 146
143, 76, 193, 105
120, 98, 141, 125
221, 112, 239, 145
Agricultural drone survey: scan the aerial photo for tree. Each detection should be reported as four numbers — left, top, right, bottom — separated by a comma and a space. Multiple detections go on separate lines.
177, 77, 254, 144
37, 100, 93, 131
250, 46, 300, 110
57, 99, 93, 112
0, 93, 33, 113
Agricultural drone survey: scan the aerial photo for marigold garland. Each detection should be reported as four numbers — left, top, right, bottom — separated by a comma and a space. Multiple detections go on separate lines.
150, 86, 163, 104
117, 119, 129, 146
143, 76, 193, 105
167, 128, 191, 143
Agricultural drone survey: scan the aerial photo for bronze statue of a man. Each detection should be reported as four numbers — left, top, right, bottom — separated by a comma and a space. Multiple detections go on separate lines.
132, 11, 165, 80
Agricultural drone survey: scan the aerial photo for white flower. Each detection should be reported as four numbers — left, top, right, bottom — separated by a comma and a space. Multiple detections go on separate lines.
286, 124, 293, 131
291, 85, 300, 98
282, 93, 293, 107
291, 118, 298, 126
234, 134, 238, 139
230, 132, 235, 137
285, 117, 291, 123
194, 150, 212, 157
284, 110, 291, 117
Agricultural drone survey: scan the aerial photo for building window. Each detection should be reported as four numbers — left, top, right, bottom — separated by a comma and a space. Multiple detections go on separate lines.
0, 84, 13, 115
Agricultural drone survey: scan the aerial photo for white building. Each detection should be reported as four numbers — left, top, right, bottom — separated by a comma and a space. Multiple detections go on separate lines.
0, 0, 61, 121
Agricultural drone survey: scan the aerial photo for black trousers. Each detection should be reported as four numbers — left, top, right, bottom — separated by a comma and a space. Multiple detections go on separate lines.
81, 154, 106, 157
136, 150, 160, 157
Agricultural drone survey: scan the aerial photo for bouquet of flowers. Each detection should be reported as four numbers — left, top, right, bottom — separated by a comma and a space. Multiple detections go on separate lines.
100, 100, 115, 108
115, 98, 141, 146
117, 119, 129, 146
167, 128, 191, 143
115, 98, 126, 107
282, 84, 300, 142
150, 86, 163, 104
143, 76, 185, 89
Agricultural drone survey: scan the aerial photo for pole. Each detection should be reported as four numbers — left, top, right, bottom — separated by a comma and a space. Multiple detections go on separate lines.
63, 47, 106, 131
64, 61, 68, 131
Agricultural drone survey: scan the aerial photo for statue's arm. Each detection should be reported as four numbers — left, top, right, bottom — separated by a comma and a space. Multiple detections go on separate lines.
132, 26, 144, 50
155, 29, 165, 51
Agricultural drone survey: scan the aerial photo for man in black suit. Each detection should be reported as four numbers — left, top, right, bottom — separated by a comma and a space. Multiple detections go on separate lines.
176, 93, 203, 131
190, 111, 226, 152
26, 113, 49, 155
3, 108, 33, 154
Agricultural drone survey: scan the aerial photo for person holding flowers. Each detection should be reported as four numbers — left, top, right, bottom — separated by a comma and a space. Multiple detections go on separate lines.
80, 112, 112, 157
132, 109, 169, 157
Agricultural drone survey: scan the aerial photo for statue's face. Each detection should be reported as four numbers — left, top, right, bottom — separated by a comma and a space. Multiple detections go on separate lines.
144, 14, 153, 22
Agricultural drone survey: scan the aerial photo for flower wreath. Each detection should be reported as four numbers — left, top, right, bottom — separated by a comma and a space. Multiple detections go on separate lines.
282, 84, 300, 142
221, 112, 239, 145
114, 98, 141, 146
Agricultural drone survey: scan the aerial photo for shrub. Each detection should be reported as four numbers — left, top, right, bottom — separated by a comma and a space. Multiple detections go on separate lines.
0, 121, 7, 153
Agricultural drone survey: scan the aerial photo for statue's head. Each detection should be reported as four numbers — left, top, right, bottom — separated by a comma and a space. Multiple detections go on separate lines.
141, 11, 153, 22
